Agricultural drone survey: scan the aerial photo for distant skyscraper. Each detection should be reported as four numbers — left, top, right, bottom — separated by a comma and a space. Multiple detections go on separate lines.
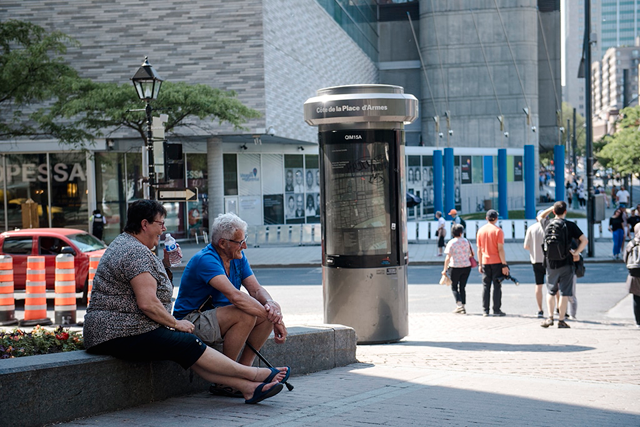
563, 0, 640, 118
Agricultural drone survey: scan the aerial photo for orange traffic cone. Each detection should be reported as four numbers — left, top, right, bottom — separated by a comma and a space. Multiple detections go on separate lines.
19, 256, 52, 326
87, 254, 102, 305
0, 255, 18, 326
54, 254, 77, 325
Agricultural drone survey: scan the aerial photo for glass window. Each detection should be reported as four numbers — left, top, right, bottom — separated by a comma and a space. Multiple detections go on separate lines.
39, 237, 66, 255
223, 154, 238, 196
50, 152, 88, 230
66, 232, 107, 253
186, 153, 209, 238
2, 154, 49, 229
2, 236, 32, 254
96, 152, 126, 244
472, 156, 483, 183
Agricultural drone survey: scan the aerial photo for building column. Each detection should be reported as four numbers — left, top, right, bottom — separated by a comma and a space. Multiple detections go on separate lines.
207, 137, 224, 231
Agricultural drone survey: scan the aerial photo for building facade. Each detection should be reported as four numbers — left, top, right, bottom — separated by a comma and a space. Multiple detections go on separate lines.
1, 0, 558, 242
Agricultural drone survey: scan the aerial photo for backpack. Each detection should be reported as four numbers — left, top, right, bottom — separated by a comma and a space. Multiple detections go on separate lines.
627, 240, 640, 277
459, 217, 466, 230
543, 218, 570, 262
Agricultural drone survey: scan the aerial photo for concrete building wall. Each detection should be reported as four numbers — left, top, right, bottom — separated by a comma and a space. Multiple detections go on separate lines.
538, 3, 563, 152
1, 0, 269, 137
262, 0, 378, 144
418, 0, 540, 151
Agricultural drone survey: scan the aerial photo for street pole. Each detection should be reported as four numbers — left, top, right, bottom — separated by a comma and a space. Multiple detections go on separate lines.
145, 102, 155, 200
572, 108, 577, 176
584, 0, 595, 257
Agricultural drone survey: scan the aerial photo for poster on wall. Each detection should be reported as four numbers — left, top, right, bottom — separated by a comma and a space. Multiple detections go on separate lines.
461, 156, 472, 184
263, 194, 283, 225
305, 192, 320, 223
238, 196, 262, 225
285, 193, 304, 224
514, 155, 523, 182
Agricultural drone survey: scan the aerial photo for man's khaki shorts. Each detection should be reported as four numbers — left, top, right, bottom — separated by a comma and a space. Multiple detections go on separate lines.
183, 309, 224, 346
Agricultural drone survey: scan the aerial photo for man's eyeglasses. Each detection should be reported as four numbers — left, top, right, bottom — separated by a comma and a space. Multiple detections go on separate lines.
224, 237, 247, 246
153, 220, 166, 227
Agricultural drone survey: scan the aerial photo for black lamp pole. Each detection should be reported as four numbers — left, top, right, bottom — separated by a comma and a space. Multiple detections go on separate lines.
584, 0, 595, 257
131, 57, 163, 200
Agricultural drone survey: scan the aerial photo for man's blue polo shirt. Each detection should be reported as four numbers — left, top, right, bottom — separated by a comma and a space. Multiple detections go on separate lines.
173, 244, 253, 319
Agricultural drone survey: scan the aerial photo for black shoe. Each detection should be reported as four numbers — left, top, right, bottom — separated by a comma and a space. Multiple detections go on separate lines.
557, 320, 570, 329
209, 383, 244, 398
494, 310, 506, 317
541, 318, 554, 328
537, 310, 544, 318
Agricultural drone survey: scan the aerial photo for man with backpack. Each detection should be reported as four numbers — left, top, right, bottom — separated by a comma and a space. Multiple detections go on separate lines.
624, 223, 640, 328
537, 201, 588, 329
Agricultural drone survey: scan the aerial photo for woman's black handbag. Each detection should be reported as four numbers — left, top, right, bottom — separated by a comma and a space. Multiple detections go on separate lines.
575, 254, 585, 278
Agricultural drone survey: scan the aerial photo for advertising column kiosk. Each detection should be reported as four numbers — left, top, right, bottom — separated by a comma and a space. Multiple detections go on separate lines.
304, 85, 418, 343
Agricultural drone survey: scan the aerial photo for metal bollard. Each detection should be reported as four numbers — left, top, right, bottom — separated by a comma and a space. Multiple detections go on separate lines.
0, 255, 18, 326
54, 254, 77, 325
19, 256, 52, 326
87, 254, 102, 305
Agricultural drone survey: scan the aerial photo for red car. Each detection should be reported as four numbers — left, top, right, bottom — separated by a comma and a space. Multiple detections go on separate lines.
0, 228, 107, 302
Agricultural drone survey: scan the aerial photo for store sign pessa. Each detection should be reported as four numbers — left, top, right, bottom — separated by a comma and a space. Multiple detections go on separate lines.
0, 163, 87, 183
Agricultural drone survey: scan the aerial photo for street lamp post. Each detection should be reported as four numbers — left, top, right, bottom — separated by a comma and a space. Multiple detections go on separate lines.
131, 57, 163, 200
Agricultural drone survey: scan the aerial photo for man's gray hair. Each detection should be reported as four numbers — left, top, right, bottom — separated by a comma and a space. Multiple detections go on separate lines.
211, 213, 247, 245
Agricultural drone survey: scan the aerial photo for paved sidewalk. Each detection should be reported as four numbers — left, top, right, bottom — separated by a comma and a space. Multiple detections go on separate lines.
60, 312, 640, 426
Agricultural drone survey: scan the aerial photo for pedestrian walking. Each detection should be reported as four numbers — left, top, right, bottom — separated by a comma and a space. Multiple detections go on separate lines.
538, 201, 588, 329
476, 209, 509, 317
524, 210, 546, 318
90, 209, 106, 241
624, 223, 640, 328
616, 185, 630, 209
442, 224, 473, 314
609, 208, 626, 260
435, 211, 445, 256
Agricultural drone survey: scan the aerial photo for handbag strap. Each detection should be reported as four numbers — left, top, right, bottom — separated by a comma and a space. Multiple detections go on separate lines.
468, 239, 474, 257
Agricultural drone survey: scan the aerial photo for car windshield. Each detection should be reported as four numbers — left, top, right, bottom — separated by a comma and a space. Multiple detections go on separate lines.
67, 233, 107, 253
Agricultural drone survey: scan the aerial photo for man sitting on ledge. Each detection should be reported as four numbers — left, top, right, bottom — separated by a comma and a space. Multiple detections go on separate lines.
173, 212, 288, 398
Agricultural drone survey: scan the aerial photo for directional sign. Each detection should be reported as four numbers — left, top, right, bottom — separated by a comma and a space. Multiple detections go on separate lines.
157, 188, 198, 202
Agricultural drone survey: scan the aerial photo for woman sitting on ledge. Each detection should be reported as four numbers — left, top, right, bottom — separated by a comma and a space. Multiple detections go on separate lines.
83, 199, 289, 404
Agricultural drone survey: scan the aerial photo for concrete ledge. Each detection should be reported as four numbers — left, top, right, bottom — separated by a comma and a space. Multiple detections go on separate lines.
0, 324, 356, 427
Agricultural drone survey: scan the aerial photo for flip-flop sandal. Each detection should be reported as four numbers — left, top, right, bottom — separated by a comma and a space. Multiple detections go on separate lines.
264, 366, 291, 384
209, 384, 244, 398
245, 382, 283, 404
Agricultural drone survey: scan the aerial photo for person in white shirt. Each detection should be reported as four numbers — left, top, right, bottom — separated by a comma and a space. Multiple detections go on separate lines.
617, 186, 630, 209
524, 211, 546, 318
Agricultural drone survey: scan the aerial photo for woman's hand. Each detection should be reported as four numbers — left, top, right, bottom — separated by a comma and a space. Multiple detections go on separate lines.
175, 319, 195, 333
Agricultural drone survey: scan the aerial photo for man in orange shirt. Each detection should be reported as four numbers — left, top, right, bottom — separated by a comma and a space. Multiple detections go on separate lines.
476, 209, 510, 316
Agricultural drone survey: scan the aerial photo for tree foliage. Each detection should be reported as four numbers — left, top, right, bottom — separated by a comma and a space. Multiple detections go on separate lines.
0, 19, 91, 145
596, 105, 640, 176
51, 80, 261, 143
560, 101, 586, 156
2, 20, 260, 149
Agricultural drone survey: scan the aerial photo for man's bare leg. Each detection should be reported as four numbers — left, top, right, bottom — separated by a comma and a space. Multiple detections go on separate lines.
217, 305, 258, 362
535, 284, 544, 312
558, 295, 569, 321
237, 316, 273, 366
546, 293, 556, 319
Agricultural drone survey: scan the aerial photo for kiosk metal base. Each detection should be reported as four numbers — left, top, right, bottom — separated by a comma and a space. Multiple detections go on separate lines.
323, 265, 408, 344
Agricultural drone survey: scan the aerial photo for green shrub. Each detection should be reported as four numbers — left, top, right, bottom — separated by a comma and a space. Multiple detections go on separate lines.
0, 326, 84, 359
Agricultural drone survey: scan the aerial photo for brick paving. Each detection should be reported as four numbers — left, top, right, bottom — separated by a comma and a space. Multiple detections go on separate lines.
58, 238, 640, 426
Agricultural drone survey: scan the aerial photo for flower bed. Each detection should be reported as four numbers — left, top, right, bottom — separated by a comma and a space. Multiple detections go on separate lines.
0, 326, 83, 358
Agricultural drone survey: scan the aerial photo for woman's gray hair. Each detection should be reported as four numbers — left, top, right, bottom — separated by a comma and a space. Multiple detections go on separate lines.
211, 213, 247, 245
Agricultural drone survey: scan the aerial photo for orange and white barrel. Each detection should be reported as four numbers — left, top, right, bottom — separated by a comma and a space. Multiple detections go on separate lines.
0, 255, 18, 326
19, 256, 52, 326
54, 253, 76, 325
87, 254, 102, 305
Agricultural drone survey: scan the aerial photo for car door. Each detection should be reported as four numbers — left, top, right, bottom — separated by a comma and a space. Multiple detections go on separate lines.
1, 236, 35, 290
39, 236, 70, 290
